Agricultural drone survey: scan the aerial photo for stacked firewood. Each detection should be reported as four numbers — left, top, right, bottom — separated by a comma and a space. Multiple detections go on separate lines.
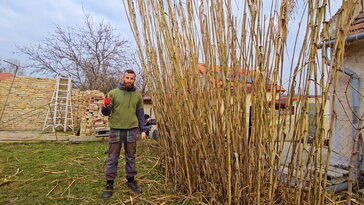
76, 90, 109, 136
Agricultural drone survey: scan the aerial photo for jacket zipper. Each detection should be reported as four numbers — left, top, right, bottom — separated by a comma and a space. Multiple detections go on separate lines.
128, 92, 131, 108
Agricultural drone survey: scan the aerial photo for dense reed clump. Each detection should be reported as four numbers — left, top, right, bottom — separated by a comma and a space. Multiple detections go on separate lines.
123, 0, 359, 204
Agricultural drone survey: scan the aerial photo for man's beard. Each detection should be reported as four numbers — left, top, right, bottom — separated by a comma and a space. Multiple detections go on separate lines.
124, 82, 134, 89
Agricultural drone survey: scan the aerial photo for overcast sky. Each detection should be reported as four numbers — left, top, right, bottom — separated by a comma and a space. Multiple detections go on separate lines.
0, 0, 341, 76
0, 0, 133, 65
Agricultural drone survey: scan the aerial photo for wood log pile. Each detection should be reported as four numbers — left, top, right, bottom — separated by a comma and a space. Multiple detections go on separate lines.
73, 90, 109, 136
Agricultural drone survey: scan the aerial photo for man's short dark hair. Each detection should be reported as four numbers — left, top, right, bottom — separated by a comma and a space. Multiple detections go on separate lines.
124, 69, 136, 76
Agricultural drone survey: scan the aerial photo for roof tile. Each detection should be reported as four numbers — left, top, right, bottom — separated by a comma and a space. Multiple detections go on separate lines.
0, 73, 15, 80
348, 11, 364, 35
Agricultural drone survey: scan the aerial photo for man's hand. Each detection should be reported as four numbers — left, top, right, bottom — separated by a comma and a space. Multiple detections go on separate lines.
141, 132, 147, 140
103, 98, 111, 108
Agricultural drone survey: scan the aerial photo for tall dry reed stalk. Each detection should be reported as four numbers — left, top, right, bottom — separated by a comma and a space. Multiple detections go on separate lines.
123, 0, 358, 204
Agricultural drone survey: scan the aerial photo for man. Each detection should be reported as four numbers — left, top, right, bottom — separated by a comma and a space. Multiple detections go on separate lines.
143, 114, 159, 140
101, 69, 146, 198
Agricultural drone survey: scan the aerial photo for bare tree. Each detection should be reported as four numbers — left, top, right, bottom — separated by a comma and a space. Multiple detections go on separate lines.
19, 14, 141, 93
134, 67, 148, 95
0, 58, 26, 76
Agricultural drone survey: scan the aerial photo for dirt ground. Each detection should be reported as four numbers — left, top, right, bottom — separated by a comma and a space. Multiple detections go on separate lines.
0, 131, 103, 142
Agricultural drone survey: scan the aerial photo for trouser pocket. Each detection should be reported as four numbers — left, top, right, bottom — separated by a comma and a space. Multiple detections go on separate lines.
126, 128, 138, 143
108, 129, 120, 143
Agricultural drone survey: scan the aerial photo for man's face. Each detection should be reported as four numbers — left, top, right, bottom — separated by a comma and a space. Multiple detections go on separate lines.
122, 72, 136, 89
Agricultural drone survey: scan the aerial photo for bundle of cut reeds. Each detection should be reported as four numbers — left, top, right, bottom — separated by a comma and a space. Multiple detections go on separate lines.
123, 0, 359, 204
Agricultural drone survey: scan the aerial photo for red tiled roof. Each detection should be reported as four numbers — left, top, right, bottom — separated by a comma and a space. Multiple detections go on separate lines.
143, 96, 152, 100
348, 11, 364, 35
275, 96, 302, 106
197, 63, 255, 76
275, 95, 323, 107
0, 73, 15, 80
329, 9, 364, 36
197, 63, 286, 92
143, 95, 152, 104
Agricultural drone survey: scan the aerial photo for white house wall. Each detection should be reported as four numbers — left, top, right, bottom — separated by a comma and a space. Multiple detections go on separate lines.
331, 40, 364, 170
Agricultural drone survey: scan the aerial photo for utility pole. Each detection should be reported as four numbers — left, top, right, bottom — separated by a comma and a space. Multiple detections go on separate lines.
0, 60, 20, 123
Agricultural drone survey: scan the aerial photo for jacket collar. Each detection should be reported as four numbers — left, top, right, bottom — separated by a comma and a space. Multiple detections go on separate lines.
118, 82, 136, 91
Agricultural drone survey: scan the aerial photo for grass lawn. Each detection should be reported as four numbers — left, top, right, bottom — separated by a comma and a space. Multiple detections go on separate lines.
0, 139, 193, 204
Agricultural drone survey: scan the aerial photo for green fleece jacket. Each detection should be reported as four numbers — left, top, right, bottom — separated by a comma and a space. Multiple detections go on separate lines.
106, 86, 144, 129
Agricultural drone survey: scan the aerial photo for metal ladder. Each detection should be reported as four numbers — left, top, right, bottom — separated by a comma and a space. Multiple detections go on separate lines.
42, 75, 74, 132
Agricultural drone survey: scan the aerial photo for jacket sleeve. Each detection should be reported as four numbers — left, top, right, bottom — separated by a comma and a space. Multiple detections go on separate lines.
136, 108, 146, 132
136, 93, 146, 131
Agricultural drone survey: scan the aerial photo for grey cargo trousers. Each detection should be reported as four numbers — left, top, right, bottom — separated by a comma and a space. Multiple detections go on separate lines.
105, 128, 138, 180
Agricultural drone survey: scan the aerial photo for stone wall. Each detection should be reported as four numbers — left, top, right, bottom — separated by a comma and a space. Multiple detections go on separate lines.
0, 76, 55, 130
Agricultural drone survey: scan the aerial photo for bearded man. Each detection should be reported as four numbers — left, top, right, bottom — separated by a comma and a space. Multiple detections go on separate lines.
101, 69, 146, 198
